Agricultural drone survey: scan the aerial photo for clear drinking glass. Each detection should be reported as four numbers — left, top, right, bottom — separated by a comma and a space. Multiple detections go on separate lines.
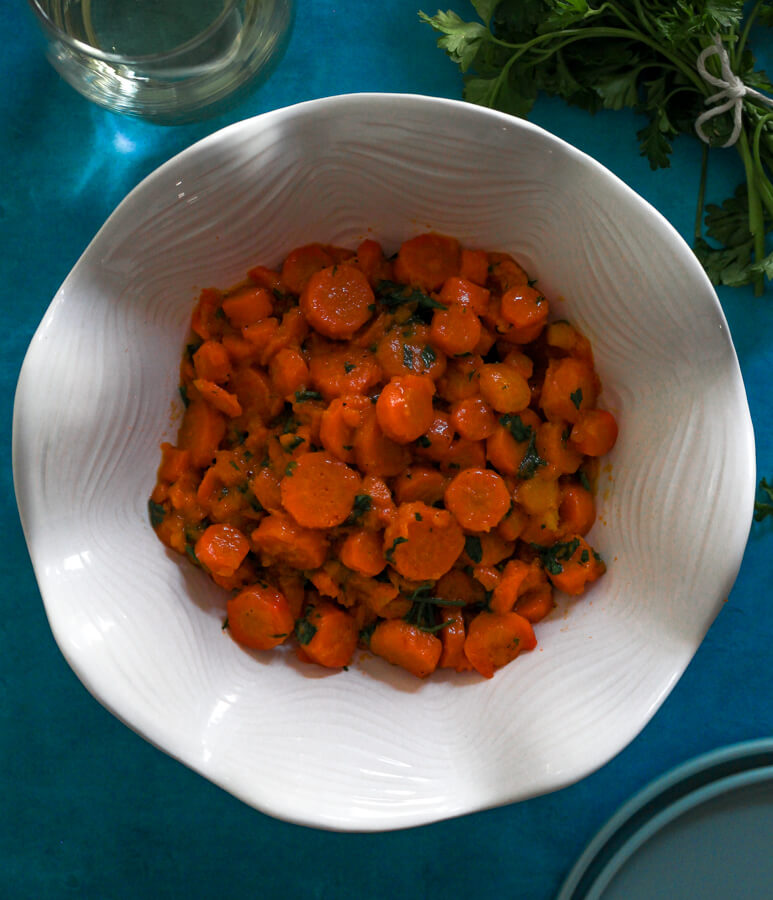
28, 0, 294, 123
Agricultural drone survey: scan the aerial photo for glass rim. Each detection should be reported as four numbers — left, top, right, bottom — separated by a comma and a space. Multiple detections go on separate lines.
27, 0, 242, 65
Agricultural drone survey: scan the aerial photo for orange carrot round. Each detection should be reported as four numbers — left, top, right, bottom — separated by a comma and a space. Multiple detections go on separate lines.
297, 600, 359, 668
227, 584, 295, 651
280, 451, 361, 529
369, 618, 443, 678
478, 363, 531, 414
382, 501, 465, 581
570, 409, 619, 456
393, 232, 461, 292
300, 263, 374, 340
450, 396, 498, 441
540, 357, 599, 424
444, 468, 511, 532
430, 302, 482, 356
339, 529, 387, 576
464, 611, 537, 678
251, 514, 329, 570
194, 523, 250, 577
376, 374, 435, 444
280, 243, 335, 294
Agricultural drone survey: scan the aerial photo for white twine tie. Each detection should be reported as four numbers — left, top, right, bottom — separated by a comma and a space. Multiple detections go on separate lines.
695, 36, 773, 148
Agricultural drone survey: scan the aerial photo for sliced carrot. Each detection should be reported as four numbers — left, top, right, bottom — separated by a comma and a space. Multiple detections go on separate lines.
251, 513, 329, 570
436, 354, 482, 403
500, 284, 549, 332
280, 451, 361, 529
478, 363, 531, 414
382, 501, 465, 581
191, 288, 223, 341
360, 475, 397, 529
157, 442, 190, 483
444, 467, 511, 532
463, 611, 537, 678
353, 409, 411, 478
514, 584, 555, 623
296, 600, 359, 668
299, 263, 374, 340
540, 356, 599, 424
393, 232, 461, 292
450, 396, 498, 441
339, 529, 387, 576
537, 420, 583, 476
497, 503, 528, 542
414, 411, 455, 462
438, 276, 491, 315
369, 619, 443, 678
177, 398, 227, 469
543, 535, 606, 595
570, 408, 619, 456
268, 347, 310, 400
430, 302, 482, 356
434, 568, 487, 605
193, 340, 232, 384
307, 339, 384, 400
280, 243, 334, 294
375, 374, 435, 444
194, 523, 250, 577
392, 466, 449, 506
438, 608, 470, 671
192, 378, 243, 418
251, 466, 283, 514
459, 248, 489, 286
221, 285, 273, 328
490, 558, 544, 615
319, 394, 371, 463
439, 437, 487, 473
376, 322, 447, 381
486, 253, 530, 293
353, 238, 393, 286
559, 483, 596, 536
247, 264, 285, 294
227, 584, 295, 651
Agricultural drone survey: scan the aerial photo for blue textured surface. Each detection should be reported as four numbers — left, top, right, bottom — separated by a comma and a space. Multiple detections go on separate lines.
2, 3, 772, 898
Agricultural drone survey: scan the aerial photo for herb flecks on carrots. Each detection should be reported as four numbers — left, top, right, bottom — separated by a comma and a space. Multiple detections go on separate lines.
150, 232, 618, 679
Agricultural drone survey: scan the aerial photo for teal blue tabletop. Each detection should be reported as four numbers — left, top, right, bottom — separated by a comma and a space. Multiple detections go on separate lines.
3, 3, 773, 898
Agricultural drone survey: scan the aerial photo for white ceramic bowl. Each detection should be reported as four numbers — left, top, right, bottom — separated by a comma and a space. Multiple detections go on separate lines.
13, 93, 755, 831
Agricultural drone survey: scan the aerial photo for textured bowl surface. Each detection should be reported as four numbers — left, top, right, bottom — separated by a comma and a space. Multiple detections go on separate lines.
13, 93, 755, 831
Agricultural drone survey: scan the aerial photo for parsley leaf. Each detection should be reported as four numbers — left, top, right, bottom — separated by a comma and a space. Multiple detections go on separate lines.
345, 493, 373, 525
754, 477, 773, 522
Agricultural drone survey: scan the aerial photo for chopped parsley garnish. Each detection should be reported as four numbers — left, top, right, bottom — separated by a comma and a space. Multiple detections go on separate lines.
284, 460, 298, 476
179, 385, 189, 408
148, 500, 166, 528
344, 361, 356, 373
416, 435, 432, 448
402, 343, 415, 370
284, 434, 305, 451
294, 389, 323, 402
578, 469, 591, 493
295, 613, 317, 646
464, 534, 483, 564
384, 536, 409, 563
501, 413, 547, 479
345, 493, 372, 525
376, 280, 445, 312
754, 477, 773, 522
420, 345, 437, 368
570, 388, 583, 410
532, 538, 581, 575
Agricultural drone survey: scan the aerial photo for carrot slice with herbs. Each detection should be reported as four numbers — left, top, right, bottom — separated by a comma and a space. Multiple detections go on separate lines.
280, 243, 334, 294
369, 618, 443, 678
296, 600, 359, 668
280, 451, 361, 529
393, 232, 461, 292
450, 396, 498, 441
300, 263, 374, 340
194, 523, 250, 577
251, 513, 329, 570
226, 584, 295, 651
570, 408, 619, 456
382, 501, 465, 581
221, 285, 273, 328
478, 363, 531, 414
192, 379, 243, 418
177, 398, 227, 469
444, 468, 511, 532
464, 611, 537, 678
193, 340, 232, 384
430, 302, 482, 356
339, 529, 387, 576
375, 374, 435, 444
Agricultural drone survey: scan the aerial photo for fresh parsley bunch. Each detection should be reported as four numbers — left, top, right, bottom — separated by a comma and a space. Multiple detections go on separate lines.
420, 0, 773, 294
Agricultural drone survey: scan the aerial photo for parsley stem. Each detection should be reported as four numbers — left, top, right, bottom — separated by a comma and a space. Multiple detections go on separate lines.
736, 128, 766, 296
735, 0, 763, 66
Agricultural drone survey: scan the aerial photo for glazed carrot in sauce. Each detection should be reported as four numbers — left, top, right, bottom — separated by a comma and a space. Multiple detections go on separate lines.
150, 232, 618, 680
